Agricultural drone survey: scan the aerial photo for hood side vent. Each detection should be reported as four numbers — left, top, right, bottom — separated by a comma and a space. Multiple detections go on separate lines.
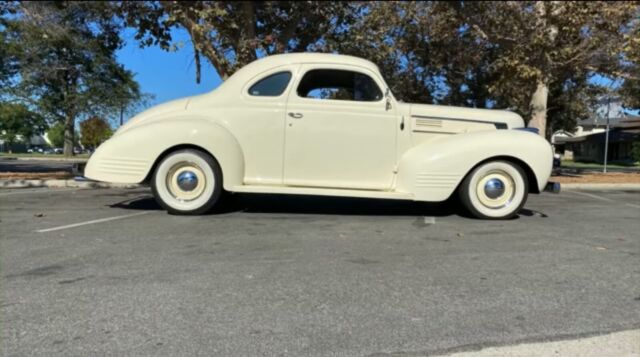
415, 118, 443, 128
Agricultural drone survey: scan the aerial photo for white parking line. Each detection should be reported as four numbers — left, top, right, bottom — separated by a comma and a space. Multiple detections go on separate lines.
0, 188, 81, 197
36, 211, 152, 233
565, 190, 614, 202
565, 190, 640, 209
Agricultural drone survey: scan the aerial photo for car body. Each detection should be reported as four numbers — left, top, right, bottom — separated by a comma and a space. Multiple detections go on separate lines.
85, 53, 554, 219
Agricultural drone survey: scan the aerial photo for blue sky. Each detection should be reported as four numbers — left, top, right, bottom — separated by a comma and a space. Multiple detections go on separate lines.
116, 28, 222, 109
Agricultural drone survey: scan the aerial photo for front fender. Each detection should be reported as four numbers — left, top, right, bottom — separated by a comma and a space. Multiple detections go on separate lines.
85, 116, 244, 190
397, 130, 553, 201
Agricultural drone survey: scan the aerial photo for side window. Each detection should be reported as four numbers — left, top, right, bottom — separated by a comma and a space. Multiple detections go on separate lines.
248, 71, 292, 97
296, 69, 383, 102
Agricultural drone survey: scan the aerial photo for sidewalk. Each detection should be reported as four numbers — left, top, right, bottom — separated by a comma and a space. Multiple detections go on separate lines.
0, 178, 139, 189
437, 329, 639, 357
561, 183, 640, 190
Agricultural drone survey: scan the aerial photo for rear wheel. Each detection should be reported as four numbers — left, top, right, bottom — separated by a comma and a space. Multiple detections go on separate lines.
458, 160, 528, 219
151, 149, 223, 215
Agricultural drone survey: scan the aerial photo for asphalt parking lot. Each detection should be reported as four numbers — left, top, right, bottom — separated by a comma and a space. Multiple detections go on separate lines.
1, 187, 639, 356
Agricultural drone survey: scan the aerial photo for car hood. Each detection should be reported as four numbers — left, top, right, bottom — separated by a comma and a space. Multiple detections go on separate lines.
409, 103, 524, 129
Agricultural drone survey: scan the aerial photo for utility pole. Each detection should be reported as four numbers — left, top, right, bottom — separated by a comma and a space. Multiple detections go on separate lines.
603, 97, 611, 173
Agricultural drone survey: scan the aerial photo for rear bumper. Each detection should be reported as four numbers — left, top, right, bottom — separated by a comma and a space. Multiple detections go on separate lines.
72, 162, 86, 177
544, 181, 561, 193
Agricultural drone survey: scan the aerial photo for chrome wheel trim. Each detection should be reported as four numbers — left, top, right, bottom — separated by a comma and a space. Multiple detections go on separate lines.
166, 162, 206, 201
475, 170, 515, 209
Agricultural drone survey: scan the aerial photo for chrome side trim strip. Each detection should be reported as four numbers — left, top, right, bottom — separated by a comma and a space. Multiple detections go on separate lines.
411, 115, 508, 129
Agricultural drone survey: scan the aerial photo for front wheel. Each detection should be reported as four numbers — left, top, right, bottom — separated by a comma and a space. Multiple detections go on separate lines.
458, 160, 528, 219
151, 149, 223, 215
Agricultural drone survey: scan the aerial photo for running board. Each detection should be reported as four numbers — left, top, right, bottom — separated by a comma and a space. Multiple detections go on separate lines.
230, 185, 414, 200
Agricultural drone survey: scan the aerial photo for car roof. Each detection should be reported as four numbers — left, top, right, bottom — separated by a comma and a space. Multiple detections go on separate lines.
205, 53, 384, 98
244, 53, 380, 73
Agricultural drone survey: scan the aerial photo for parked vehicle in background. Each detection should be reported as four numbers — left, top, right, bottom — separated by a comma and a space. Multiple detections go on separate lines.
27, 147, 45, 153
85, 53, 555, 219
54, 148, 63, 154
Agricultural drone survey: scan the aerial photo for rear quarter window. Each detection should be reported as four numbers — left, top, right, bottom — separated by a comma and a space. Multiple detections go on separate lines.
248, 72, 292, 97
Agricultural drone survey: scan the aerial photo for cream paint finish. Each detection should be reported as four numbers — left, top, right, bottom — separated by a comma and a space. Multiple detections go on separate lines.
230, 64, 300, 186
283, 64, 397, 190
85, 53, 553, 203
396, 129, 553, 201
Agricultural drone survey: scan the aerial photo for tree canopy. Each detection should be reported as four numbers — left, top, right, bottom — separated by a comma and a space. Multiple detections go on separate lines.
1, 1, 144, 155
118, 1, 358, 82
46, 122, 66, 148
80, 116, 113, 150
0, 102, 46, 152
2, 1, 638, 149
119, 1, 639, 138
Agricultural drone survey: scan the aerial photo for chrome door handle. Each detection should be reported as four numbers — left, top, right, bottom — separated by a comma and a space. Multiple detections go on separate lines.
288, 112, 303, 119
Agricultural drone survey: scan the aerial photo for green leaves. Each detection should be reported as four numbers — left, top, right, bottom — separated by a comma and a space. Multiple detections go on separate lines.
1, 2, 144, 155
0, 103, 46, 148
120, 1, 359, 81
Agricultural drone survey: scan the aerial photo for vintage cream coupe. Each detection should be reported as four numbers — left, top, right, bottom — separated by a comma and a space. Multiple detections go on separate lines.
85, 53, 556, 219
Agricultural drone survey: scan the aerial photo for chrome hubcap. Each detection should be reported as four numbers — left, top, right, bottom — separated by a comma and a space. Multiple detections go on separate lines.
476, 170, 515, 209
176, 171, 198, 192
484, 178, 505, 199
166, 162, 206, 202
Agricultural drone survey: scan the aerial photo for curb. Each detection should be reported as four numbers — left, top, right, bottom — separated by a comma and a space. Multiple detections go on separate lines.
0, 179, 140, 189
0, 157, 88, 162
560, 183, 640, 191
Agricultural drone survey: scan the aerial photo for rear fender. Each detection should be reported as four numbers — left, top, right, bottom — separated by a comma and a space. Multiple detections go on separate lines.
84, 116, 244, 190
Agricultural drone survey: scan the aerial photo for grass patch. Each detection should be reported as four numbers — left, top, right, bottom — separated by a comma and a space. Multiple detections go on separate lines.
561, 159, 639, 170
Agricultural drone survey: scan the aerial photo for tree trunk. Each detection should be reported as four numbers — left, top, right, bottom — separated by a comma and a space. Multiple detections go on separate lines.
63, 114, 75, 156
528, 81, 549, 139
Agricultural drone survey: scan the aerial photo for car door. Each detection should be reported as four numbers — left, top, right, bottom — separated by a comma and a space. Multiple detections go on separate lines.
232, 66, 297, 186
283, 65, 397, 190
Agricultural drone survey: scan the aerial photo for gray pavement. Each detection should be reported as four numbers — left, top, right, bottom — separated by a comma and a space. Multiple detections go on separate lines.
1, 187, 639, 356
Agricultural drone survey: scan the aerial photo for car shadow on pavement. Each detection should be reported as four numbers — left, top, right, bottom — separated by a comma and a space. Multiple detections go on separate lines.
107, 193, 548, 218
224, 193, 460, 217
109, 195, 163, 211
109, 193, 462, 216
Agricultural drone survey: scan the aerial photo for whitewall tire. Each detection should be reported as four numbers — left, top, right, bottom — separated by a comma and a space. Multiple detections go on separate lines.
458, 160, 528, 219
151, 149, 223, 215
